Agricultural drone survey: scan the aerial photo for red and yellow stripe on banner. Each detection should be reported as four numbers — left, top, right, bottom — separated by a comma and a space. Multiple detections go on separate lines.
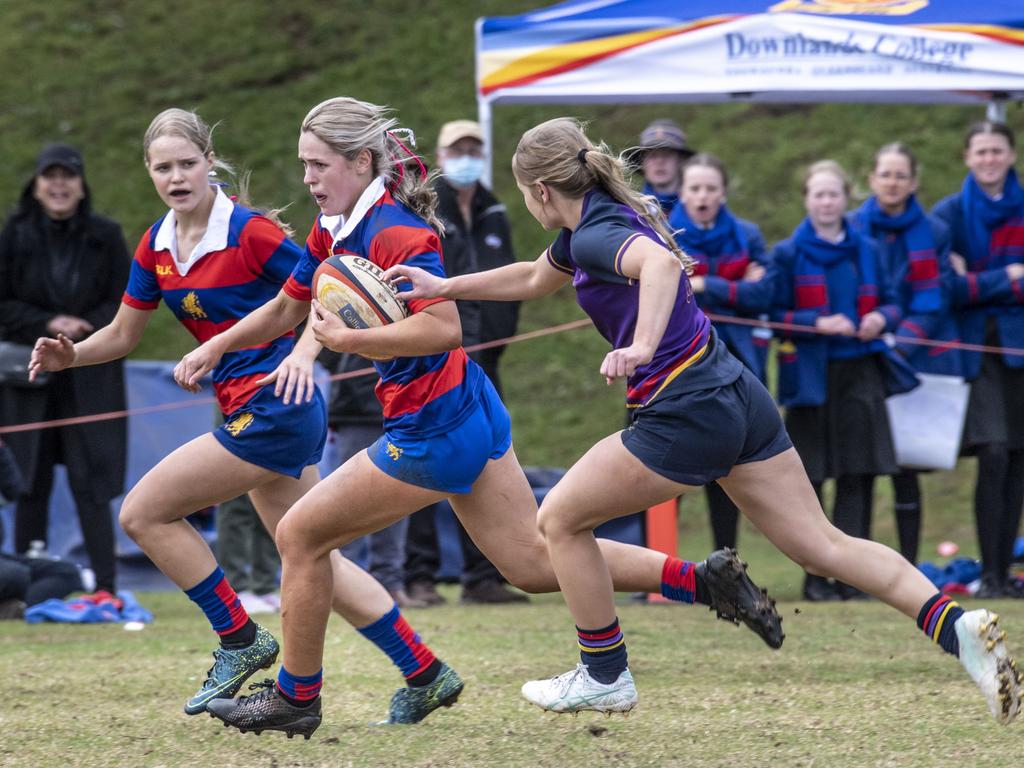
921, 24, 1024, 47
480, 15, 740, 96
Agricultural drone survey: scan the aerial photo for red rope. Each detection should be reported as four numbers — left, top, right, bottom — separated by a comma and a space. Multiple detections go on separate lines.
2, 313, 1022, 435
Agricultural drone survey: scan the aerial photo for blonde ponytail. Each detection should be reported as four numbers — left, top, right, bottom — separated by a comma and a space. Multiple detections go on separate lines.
512, 118, 694, 273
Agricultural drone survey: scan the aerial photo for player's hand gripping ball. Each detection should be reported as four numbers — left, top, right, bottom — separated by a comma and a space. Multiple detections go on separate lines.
313, 254, 409, 360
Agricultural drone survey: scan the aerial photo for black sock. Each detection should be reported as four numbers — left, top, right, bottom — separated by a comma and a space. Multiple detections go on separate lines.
407, 658, 442, 687
220, 619, 257, 649
275, 683, 319, 708
693, 568, 711, 606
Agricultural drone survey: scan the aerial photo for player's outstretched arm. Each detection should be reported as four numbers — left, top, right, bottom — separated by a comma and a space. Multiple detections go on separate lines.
384, 250, 570, 303
29, 303, 151, 381
254, 320, 321, 405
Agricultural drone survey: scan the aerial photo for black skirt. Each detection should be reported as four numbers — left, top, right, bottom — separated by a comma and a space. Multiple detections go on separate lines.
784, 354, 897, 483
961, 320, 1024, 453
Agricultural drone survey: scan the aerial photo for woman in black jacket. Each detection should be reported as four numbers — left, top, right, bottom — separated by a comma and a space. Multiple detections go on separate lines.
0, 143, 129, 594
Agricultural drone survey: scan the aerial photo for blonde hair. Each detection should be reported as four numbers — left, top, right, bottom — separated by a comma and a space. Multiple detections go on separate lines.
512, 118, 693, 273
803, 159, 851, 197
142, 108, 293, 237
301, 97, 441, 232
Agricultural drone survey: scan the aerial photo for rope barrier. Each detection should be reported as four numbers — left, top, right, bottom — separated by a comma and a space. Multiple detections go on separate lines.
2, 311, 1021, 435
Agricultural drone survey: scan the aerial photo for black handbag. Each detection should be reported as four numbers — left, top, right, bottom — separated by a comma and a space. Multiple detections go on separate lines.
0, 341, 49, 387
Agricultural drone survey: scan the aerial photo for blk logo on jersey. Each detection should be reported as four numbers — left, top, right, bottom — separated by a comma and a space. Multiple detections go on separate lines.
156, 264, 173, 276
224, 412, 254, 437
181, 291, 207, 320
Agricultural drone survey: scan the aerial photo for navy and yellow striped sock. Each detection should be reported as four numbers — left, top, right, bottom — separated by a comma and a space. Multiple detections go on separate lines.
917, 593, 964, 657
578, 618, 628, 684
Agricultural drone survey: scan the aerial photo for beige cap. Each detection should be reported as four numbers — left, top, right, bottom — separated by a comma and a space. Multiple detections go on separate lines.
437, 119, 484, 149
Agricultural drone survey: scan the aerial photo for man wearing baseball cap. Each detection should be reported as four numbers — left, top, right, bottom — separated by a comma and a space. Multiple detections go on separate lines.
636, 118, 695, 214
402, 119, 528, 607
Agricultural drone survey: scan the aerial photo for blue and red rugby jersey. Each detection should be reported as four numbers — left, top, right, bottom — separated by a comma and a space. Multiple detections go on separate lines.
123, 188, 304, 415
546, 187, 715, 408
283, 179, 484, 437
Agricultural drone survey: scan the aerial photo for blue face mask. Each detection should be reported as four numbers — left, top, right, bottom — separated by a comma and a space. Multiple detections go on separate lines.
442, 156, 485, 188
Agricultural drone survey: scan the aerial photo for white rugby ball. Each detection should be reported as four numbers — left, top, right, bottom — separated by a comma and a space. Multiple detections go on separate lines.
313, 254, 409, 329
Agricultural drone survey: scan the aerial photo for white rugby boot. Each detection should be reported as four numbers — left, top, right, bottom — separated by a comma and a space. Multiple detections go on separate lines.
521, 664, 637, 714
955, 609, 1023, 724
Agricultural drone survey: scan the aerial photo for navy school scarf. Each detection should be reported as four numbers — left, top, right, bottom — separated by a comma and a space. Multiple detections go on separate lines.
792, 217, 879, 318
960, 168, 1024, 269
852, 195, 940, 313
642, 182, 679, 215
669, 203, 750, 279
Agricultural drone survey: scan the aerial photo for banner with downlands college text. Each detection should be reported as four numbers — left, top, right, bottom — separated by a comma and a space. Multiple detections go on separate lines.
477, 0, 1024, 105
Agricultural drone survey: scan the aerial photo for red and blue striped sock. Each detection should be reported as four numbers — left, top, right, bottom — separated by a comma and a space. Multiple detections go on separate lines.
184, 566, 254, 648
357, 603, 441, 686
660, 557, 711, 605
578, 618, 628, 684
917, 593, 964, 657
276, 666, 322, 708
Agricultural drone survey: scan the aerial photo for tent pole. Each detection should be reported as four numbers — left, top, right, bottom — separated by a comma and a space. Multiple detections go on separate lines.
987, 97, 1007, 123
479, 97, 493, 188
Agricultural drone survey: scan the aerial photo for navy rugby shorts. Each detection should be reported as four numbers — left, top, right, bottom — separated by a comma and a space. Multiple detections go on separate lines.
213, 384, 327, 479
621, 366, 792, 487
368, 376, 512, 494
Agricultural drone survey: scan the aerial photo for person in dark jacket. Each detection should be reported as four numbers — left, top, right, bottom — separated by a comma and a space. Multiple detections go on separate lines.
771, 160, 909, 602
669, 152, 773, 551
932, 121, 1024, 598
636, 119, 695, 214
403, 120, 527, 605
432, 119, 519, 395
848, 142, 962, 566
0, 143, 129, 595
320, 349, 426, 609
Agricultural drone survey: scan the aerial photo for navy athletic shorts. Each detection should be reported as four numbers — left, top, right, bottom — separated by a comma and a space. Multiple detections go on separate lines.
213, 384, 327, 479
368, 375, 512, 494
621, 366, 792, 487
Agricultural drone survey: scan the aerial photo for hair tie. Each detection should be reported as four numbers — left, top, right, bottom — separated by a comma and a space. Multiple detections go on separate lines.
577, 148, 589, 165
385, 130, 428, 190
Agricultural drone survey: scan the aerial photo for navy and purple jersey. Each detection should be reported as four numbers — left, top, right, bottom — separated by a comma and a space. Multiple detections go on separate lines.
284, 181, 484, 438
123, 189, 303, 415
546, 188, 712, 408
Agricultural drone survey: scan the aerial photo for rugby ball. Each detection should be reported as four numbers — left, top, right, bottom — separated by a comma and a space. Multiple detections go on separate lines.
313, 254, 409, 331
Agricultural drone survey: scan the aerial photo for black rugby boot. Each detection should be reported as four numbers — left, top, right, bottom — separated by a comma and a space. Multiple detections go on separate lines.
207, 680, 321, 739
697, 547, 784, 649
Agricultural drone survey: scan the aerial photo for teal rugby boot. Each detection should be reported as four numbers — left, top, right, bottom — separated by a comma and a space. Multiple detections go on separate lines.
184, 624, 279, 715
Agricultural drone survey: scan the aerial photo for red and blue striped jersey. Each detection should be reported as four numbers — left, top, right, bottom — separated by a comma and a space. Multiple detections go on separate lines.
123, 190, 304, 415
284, 186, 483, 437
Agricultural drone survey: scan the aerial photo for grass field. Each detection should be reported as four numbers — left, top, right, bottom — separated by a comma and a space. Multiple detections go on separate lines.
2, 505, 1022, 768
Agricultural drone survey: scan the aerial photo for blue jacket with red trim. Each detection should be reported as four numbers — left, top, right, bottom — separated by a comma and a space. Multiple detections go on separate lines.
932, 191, 1024, 378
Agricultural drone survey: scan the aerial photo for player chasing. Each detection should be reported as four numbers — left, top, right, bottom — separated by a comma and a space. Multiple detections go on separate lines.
169, 96, 785, 739
384, 117, 1024, 724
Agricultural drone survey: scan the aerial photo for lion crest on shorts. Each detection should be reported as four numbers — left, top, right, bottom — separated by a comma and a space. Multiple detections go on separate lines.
224, 412, 254, 437
385, 442, 403, 461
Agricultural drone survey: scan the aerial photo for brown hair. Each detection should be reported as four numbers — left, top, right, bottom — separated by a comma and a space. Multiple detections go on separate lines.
512, 118, 694, 272
143, 108, 293, 236
873, 142, 918, 177
964, 121, 1016, 150
682, 152, 729, 189
301, 97, 441, 233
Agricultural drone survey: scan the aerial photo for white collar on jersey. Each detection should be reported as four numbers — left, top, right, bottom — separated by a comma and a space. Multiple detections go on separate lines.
153, 186, 234, 277
318, 176, 387, 248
